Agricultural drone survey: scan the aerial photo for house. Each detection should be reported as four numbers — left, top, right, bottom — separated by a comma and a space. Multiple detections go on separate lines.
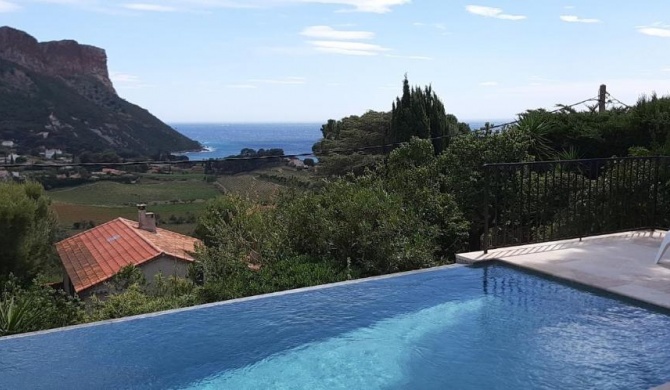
5, 153, 19, 163
55, 205, 201, 298
1, 140, 14, 147
287, 157, 306, 170
101, 168, 125, 176
43, 149, 62, 159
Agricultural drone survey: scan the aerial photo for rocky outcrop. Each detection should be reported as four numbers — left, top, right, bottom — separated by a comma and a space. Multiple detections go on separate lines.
0, 26, 114, 93
0, 26, 201, 158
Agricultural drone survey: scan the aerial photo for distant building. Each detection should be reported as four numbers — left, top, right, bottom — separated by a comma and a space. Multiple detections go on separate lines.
287, 158, 306, 170
101, 168, 124, 176
1, 140, 14, 147
5, 153, 19, 162
55, 205, 201, 298
43, 149, 62, 159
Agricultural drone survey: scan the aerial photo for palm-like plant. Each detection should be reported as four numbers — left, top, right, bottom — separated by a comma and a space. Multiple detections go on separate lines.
554, 146, 580, 161
0, 296, 39, 337
512, 111, 555, 159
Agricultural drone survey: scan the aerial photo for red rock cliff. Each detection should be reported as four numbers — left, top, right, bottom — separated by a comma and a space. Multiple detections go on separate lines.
0, 26, 115, 93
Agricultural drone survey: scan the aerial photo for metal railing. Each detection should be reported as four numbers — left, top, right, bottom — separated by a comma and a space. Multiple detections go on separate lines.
483, 157, 670, 253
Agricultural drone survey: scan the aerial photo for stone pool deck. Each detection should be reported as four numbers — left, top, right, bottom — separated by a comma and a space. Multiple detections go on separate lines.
456, 230, 670, 310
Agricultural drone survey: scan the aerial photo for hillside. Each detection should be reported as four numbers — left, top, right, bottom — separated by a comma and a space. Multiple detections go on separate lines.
0, 26, 200, 159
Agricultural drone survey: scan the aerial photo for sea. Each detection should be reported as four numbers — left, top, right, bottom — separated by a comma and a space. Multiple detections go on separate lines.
172, 121, 498, 161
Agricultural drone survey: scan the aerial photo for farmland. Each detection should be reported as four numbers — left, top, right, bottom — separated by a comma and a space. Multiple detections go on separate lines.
48, 173, 218, 235
48, 167, 316, 236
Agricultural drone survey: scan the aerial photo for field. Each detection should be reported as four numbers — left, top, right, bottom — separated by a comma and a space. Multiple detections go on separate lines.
49, 175, 221, 236
49, 168, 316, 237
216, 174, 281, 203
49, 178, 219, 206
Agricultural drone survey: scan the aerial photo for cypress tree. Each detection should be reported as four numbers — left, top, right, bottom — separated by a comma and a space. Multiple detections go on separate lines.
390, 75, 451, 154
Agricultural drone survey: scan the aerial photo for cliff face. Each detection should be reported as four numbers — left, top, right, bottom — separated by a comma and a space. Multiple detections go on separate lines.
0, 26, 200, 158
0, 27, 114, 93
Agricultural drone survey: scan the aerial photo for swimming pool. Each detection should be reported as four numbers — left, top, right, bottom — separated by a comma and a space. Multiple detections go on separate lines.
1, 262, 670, 389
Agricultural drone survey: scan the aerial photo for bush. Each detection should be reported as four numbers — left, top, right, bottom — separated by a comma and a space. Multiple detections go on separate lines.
0, 276, 84, 336
278, 178, 439, 276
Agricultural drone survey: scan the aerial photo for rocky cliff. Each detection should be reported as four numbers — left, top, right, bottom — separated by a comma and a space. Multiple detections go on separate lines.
0, 26, 200, 158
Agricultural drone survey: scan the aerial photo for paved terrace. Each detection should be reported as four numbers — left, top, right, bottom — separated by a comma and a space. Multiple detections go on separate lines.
456, 230, 670, 310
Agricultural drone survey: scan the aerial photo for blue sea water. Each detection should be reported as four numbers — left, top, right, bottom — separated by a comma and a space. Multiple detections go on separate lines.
172, 123, 323, 161
2, 263, 670, 389
171, 121, 506, 161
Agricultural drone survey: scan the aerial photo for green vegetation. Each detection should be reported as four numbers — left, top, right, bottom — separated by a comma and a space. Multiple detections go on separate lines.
48, 180, 219, 206
48, 176, 220, 235
216, 174, 282, 202
6, 78, 670, 338
0, 276, 84, 336
204, 148, 285, 175
0, 182, 60, 283
391, 76, 469, 154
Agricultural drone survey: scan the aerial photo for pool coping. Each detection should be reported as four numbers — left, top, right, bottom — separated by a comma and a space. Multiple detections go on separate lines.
0, 263, 466, 342
457, 230, 670, 312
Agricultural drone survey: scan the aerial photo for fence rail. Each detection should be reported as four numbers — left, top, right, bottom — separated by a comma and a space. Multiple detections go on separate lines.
483, 156, 670, 253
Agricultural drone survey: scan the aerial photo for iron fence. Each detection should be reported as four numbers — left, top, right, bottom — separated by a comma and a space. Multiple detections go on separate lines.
483, 157, 670, 253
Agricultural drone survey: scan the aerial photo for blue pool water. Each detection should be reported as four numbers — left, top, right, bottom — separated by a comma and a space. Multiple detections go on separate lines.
2, 263, 670, 389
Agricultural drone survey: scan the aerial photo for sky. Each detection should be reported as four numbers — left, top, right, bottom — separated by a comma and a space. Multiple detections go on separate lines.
2, 0, 670, 123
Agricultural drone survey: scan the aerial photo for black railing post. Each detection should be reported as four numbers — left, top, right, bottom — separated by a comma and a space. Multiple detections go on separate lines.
483, 164, 490, 254
653, 156, 660, 230
483, 157, 659, 251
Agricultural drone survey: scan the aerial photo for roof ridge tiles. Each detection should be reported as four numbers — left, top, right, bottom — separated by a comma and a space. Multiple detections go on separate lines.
117, 217, 165, 255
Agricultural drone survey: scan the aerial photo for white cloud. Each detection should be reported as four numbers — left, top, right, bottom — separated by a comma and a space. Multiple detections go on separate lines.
111, 72, 140, 83
110, 72, 150, 89
564, 5, 575, 9
123, 3, 177, 11
300, 25, 374, 40
0, 0, 19, 12
308, 40, 390, 55
663, 67, 670, 72
298, 0, 410, 13
465, 5, 525, 21
480, 81, 499, 87
638, 25, 670, 38
30, 0, 410, 13
560, 15, 601, 23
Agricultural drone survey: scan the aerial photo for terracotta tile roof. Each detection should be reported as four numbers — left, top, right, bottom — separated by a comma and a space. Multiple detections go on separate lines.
56, 218, 200, 293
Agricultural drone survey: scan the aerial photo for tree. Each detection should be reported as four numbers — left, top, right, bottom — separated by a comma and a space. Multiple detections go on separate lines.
439, 131, 530, 250
313, 111, 390, 176
382, 138, 469, 258
390, 76, 458, 154
278, 177, 440, 275
0, 182, 60, 282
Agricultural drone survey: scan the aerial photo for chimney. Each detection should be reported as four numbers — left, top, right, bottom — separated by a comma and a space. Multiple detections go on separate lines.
137, 203, 156, 233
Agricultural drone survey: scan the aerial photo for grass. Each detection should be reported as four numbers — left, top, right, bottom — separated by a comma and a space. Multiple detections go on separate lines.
216, 174, 282, 203
48, 168, 317, 237
49, 179, 220, 206
49, 176, 221, 236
